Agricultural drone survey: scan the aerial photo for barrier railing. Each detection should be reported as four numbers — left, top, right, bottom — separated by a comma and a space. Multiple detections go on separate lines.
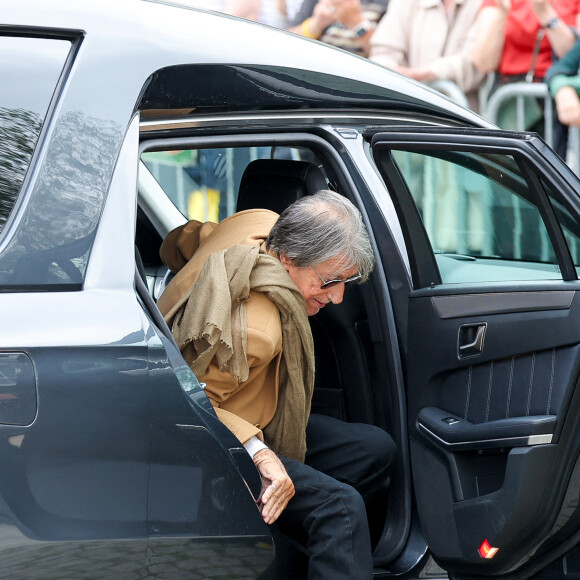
485, 81, 554, 144
431, 77, 580, 176
429, 79, 470, 110
485, 81, 580, 175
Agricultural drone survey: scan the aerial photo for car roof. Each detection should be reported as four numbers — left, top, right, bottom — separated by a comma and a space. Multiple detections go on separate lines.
3, 0, 489, 128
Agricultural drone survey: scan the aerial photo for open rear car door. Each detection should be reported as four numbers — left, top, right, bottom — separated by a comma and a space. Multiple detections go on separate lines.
371, 127, 580, 578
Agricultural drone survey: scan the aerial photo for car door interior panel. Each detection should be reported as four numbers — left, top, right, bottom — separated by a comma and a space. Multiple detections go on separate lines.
408, 301, 580, 574
370, 129, 580, 577
406, 291, 580, 574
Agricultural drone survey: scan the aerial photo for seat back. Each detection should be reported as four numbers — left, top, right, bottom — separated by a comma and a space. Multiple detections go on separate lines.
236, 159, 327, 213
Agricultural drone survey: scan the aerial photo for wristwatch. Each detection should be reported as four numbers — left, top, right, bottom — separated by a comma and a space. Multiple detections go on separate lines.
353, 19, 374, 37
543, 16, 560, 29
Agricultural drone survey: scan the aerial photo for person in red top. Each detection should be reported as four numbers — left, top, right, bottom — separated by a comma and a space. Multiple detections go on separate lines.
472, 0, 580, 157
472, 0, 580, 81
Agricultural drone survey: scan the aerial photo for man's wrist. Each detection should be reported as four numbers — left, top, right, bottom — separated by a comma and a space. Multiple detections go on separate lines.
244, 436, 269, 458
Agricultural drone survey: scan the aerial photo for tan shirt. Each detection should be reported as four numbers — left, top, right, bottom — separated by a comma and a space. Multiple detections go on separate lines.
194, 291, 283, 444
369, 0, 484, 111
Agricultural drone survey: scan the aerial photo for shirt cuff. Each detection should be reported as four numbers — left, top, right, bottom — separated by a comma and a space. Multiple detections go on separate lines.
244, 436, 269, 458
549, 74, 580, 97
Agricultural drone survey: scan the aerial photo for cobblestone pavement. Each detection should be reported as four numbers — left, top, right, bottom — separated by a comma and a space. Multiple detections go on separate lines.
0, 524, 451, 578
0, 530, 273, 579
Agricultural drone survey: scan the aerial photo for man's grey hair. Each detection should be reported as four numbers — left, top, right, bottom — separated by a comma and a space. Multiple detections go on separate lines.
266, 190, 375, 283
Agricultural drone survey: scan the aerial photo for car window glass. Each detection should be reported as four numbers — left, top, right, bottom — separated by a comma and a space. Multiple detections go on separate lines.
390, 149, 562, 284
0, 36, 71, 237
141, 145, 324, 222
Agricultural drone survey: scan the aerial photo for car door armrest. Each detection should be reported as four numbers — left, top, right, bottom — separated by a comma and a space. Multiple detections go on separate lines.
417, 406, 556, 451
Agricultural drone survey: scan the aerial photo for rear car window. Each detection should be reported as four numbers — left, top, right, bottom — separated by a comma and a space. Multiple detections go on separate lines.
141, 145, 325, 222
0, 36, 70, 236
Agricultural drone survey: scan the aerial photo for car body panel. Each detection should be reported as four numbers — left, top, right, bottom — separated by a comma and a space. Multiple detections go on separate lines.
0, 68, 271, 577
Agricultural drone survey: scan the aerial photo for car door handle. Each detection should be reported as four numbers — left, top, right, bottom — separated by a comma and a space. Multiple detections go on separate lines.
458, 323, 487, 359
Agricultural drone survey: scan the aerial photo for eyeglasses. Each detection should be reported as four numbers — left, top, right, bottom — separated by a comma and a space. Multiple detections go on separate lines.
312, 266, 362, 289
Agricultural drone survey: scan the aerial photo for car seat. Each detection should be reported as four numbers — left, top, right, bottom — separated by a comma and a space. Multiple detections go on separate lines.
236, 159, 328, 213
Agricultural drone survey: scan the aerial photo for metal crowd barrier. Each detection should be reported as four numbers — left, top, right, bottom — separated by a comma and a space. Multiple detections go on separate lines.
485, 81, 554, 145
429, 79, 470, 110
485, 81, 580, 175
430, 78, 580, 176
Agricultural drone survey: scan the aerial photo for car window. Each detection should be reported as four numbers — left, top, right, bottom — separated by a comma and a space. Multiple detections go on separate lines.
388, 149, 563, 285
0, 36, 71, 237
141, 145, 324, 222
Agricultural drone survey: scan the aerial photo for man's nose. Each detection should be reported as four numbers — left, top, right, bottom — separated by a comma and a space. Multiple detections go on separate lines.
327, 283, 346, 305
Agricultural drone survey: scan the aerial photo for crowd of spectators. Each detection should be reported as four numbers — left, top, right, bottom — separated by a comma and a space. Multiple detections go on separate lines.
186, 0, 580, 162
472, 0, 580, 157
368, 0, 484, 112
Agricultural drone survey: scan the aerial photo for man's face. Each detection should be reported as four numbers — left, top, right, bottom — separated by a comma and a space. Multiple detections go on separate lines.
280, 254, 359, 316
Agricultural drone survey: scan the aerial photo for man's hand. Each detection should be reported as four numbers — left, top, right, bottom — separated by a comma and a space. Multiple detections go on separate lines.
253, 448, 295, 524
556, 86, 580, 127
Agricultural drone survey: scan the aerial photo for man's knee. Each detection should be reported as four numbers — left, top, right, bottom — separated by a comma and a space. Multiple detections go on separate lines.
339, 480, 367, 515
357, 423, 397, 474
311, 479, 368, 532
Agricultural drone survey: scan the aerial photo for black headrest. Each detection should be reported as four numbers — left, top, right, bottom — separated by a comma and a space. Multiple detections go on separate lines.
236, 159, 328, 214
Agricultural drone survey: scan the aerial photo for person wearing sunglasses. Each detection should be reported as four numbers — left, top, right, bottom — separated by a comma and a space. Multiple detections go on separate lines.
158, 189, 396, 580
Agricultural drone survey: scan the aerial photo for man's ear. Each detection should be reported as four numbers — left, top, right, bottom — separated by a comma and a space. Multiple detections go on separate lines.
279, 254, 291, 270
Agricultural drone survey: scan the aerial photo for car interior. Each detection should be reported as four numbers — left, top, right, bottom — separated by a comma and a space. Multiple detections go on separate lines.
135, 139, 405, 567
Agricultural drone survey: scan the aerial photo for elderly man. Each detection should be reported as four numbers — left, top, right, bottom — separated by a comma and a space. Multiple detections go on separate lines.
158, 190, 395, 579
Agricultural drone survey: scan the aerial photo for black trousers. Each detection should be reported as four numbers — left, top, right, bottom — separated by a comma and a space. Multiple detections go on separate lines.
272, 414, 396, 580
